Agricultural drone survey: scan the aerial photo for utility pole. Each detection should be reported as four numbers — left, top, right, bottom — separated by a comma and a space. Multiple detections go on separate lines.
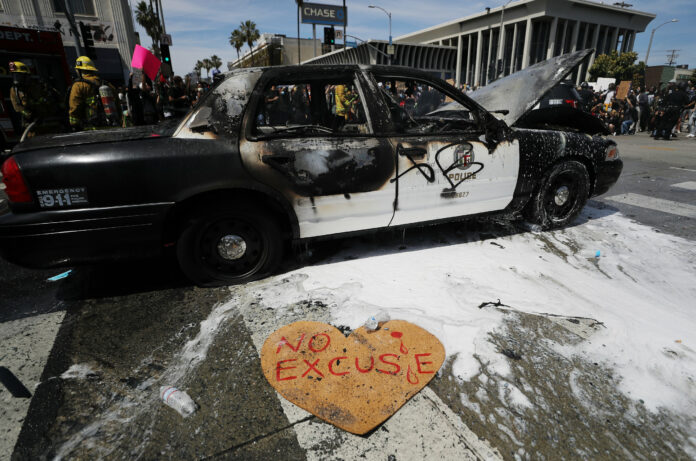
665, 49, 679, 66
58, 0, 85, 56
296, 0, 302, 64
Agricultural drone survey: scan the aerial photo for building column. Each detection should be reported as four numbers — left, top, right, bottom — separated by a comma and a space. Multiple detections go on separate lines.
611, 27, 619, 53
627, 30, 636, 52
601, 26, 609, 54
497, 23, 506, 63
582, 23, 590, 49
570, 20, 580, 52
546, 16, 558, 59
466, 34, 472, 84
586, 24, 602, 80
455, 34, 463, 87
522, 18, 533, 69
486, 29, 495, 84
510, 22, 519, 74
474, 29, 483, 87
559, 19, 568, 54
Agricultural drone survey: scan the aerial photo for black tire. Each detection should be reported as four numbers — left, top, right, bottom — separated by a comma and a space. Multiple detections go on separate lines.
176, 208, 283, 287
527, 160, 590, 229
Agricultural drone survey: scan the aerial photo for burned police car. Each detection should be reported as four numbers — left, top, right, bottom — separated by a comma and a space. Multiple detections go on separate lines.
0, 50, 622, 286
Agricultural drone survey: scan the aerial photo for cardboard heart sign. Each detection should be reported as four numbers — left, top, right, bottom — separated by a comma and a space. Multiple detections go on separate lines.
261, 320, 445, 434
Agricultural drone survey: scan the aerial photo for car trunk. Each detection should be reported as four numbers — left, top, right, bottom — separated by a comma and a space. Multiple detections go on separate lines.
11, 120, 180, 154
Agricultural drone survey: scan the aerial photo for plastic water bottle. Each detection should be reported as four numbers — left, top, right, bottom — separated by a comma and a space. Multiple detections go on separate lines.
364, 311, 391, 331
160, 386, 197, 418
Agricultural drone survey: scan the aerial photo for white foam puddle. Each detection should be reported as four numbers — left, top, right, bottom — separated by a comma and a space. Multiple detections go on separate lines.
54, 206, 696, 458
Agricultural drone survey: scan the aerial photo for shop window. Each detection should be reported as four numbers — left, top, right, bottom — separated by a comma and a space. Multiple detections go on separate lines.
53, 0, 96, 16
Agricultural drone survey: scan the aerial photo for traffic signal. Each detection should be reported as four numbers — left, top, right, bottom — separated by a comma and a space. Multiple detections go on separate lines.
160, 44, 172, 65
324, 27, 335, 45
79, 21, 97, 60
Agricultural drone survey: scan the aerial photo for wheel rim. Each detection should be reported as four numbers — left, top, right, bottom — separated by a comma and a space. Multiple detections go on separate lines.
197, 217, 267, 280
543, 172, 581, 222
217, 234, 247, 261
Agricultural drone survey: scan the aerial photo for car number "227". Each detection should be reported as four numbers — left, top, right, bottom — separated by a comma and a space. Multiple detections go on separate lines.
36, 188, 89, 208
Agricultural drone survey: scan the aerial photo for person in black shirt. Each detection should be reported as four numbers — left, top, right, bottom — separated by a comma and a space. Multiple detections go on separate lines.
168, 76, 189, 118
578, 82, 596, 112
655, 82, 691, 140
264, 85, 280, 125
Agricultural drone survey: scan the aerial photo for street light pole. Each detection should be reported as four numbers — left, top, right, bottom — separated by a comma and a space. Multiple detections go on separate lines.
644, 18, 677, 66
368, 5, 392, 64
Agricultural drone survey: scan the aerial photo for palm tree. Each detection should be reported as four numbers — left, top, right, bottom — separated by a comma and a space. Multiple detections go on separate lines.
239, 20, 260, 66
210, 55, 222, 71
194, 60, 203, 78
202, 58, 213, 79
229, 29, 245, 64
134, 1, 163, 58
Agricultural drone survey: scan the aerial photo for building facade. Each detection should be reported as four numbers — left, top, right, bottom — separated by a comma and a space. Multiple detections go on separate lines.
0, 0, 138, 85
307, 0, 655, 87
228, 34, 322, 70
397, 0, 655, 87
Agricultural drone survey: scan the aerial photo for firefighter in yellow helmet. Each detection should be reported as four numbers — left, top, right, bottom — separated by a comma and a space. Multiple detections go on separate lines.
9, 61, 43, 131
68, 56, 119, 131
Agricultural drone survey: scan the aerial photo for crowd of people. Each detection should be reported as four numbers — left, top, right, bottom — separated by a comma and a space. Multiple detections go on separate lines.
575, 80, 695, 139
8, 57, 216, 140
8, 56, 696, 142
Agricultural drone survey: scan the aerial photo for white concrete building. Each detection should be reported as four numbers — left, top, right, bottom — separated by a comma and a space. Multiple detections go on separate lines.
0, 0, 138, 84
228, 34, 322, 69
397, 0, 655, 87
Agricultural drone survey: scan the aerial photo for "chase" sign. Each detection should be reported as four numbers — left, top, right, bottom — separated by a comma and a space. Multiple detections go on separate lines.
300, 2, 347, 26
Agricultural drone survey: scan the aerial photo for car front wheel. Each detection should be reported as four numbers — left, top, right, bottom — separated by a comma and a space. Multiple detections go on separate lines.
527, 160, 590, 229
176, 208, 283, 287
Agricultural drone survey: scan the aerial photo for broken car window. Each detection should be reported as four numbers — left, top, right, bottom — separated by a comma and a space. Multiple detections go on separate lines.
253, 79, 369, 137
374, 77, 478, 135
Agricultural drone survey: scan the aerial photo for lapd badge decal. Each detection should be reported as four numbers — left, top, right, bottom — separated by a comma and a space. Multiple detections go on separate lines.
454, 143, 474, 170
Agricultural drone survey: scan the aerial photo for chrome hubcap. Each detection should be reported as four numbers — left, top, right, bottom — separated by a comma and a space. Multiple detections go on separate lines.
217, 234, 247, 261
554, 186, 570, 206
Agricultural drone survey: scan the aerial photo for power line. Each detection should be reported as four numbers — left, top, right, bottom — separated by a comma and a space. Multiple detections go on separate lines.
665, 49, 679, 66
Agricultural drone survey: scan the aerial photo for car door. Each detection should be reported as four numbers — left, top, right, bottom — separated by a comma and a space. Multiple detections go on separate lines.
239, 69, 396, 238
368, 72, 519, 227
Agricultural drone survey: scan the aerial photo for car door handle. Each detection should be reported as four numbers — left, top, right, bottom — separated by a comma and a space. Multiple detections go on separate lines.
262, 154, 292, 166
399, 147, 427, 157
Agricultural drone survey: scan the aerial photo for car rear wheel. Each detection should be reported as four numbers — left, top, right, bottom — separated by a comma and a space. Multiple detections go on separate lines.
527, 160, 590, 229
176, 208, 283, 287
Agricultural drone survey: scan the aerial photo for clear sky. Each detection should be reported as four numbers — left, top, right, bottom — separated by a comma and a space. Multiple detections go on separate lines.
131, 0, 694, 78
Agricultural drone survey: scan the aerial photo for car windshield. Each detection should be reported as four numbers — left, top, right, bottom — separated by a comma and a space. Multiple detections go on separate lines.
374, 76, 477, 134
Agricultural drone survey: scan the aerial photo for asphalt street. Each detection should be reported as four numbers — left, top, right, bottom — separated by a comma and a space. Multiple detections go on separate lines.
1, 131, 694, 460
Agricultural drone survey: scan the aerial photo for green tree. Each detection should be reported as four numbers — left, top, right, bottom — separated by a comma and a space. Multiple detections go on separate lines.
134, 1, 163, 59
202, 58, 213, 79
210, 55, 222, 71
230, 29, 245, 64
589, 51, 644, 86
240, 20, 260, 66
194, 60, 203, 78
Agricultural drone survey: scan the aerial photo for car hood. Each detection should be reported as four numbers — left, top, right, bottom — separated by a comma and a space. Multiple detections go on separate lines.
468, 49, 593, 126
11, 120, 180, 154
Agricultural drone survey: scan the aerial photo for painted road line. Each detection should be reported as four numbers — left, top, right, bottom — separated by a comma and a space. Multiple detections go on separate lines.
670, 167, 696, 173
0, 311, 65, 460
671, 181, 696, 191
237, 279, 502, 461
606, 193, 696, 219
640, 146, 678, 151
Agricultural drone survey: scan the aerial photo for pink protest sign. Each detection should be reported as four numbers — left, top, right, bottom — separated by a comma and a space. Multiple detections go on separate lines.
131, 44, 161, 80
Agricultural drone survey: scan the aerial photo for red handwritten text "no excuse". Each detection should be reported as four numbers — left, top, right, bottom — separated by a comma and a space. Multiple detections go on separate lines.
274, 332, 435, 383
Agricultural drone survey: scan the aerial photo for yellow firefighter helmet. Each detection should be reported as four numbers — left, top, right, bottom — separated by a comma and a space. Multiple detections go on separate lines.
75, 56, 98, 72
9, 61, 30, 74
